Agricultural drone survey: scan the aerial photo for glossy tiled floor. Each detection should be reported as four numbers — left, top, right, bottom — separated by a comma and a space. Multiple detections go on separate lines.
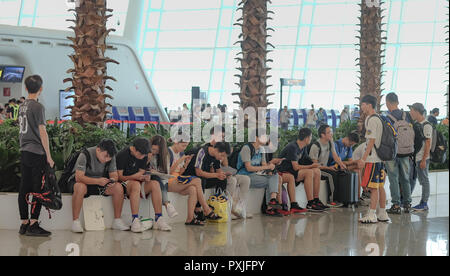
1, 194, 448, 256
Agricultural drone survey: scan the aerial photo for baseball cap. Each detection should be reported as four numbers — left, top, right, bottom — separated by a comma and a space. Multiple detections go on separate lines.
408, 103, 425, 114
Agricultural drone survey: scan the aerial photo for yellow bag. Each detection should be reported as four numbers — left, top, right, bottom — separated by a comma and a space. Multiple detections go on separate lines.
209, 223, 228, 246
207, 194, 228, 223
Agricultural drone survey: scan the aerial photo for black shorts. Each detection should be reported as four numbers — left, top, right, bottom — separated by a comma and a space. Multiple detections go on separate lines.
69, 178, 124, 198
279, 170, 303, 187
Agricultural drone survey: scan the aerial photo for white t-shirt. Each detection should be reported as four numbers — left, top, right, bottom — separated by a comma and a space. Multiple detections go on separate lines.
352, 143, 367, 161
365, 115, 383, 163
306, 111, 317, 125
309, 140, 336, 166
169, 147, 185, 174
416, 120, 433, 161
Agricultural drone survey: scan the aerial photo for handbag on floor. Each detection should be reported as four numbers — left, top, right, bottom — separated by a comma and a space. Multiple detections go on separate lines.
207, 189, 230, 223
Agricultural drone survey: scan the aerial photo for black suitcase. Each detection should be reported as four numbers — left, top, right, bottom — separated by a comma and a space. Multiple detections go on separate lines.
334, 171, 359, 207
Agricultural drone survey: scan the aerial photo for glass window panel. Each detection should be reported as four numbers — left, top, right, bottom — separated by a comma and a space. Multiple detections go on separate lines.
0, 0, 20, 20
294, 48, 308, 69
299, 4, 313, 25
270, 27, 298, 46
216, 29, 230, 48
271, 48, 295, 70
335, 70, 358, 92
425, 92, 447, 113
398, 46, 431, 69
153, 50, 213, 70
430, 46, 448, 68
147, 12, 161, 29
150, 0, 163, 10
332, 92, 359, 111
158, 91, 191, 110
384, 46, 397, 69
297, 26, 311, 45
214, 50, 228, 69
314, 4, 356, 25
21, 0, 35, 15
302, 91, 333, 110
339, 48, 359, 69
144, 31, 158, 48
271, 5, 301, 27
209, 71, 224, 91
163, 0, 221, 10
157, 30, 217, 48
304, 70, 336, 92
220, 8, 233, 28
386, 23, 400, 44
142, 51, 155, 69
152, 70, 210, 91
403, 0, 437, 22
401, 23, 435, 43
208, 91, 222, 106
382, 70, 395, 92
427, 70, 447, 92
396, 70, 429, 92
310, 26, 344, 44
160, 10, 220, 30
388, 0, 403, 22
308, 48, 340, 69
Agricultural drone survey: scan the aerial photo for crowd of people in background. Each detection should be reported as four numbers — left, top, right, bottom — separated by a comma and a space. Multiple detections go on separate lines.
0, 97, 26, 121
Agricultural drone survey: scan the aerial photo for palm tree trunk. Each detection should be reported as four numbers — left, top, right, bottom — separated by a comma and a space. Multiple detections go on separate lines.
233, 0, 274, 115
357, 0, 386, 133
64, 0, 119, 125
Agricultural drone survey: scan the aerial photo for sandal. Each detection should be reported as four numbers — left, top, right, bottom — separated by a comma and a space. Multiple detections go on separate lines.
195, 211, 206, 222
205, 211, 222, 221
185, 218, 205, 226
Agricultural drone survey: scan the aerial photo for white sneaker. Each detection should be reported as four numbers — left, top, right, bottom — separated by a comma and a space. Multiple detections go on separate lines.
166, 203, 179, 218
359, 211, 378, 224
231, 213, 240, 220
131, 219, 145, 233
377, 210, 390, 223
140, 217, 154, 231
72, 220, 84, 233
154, 217, 172, 231
112, 219, 130, 231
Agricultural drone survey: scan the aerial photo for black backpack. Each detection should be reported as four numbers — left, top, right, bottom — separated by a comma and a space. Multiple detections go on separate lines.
58, 148, 91, 193
430, 128, 447, 164
58, 148, 111, 193
368, 114, 398, 161
228, 143, 255, 170
26, 164, 63, 219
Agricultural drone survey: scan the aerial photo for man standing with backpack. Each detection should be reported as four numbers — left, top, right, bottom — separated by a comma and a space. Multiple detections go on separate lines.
18, 75, 54, 237
409, 103, 433, 212
358, 95, 390, 224
384, 93, 413, 214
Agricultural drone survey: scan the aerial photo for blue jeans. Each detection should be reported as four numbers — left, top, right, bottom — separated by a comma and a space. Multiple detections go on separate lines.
386, 157, 412, 206
411, 160, 431, 203
152, 175, 169, 204
248, 174, 280, 205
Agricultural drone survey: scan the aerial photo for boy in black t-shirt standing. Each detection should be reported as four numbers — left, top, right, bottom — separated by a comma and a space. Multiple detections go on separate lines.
18, 75, 54, 237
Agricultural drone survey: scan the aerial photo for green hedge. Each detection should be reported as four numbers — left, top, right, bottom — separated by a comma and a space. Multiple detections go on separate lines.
0, 119, 448, 192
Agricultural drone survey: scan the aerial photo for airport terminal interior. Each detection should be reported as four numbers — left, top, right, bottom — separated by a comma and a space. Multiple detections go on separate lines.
0, 0, 448, 256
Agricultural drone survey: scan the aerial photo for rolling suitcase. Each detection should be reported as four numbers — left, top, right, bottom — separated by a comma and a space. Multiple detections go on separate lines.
334, 171, 359, 207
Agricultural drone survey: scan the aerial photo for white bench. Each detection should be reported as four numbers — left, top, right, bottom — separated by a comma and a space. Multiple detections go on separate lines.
2, 170, 447, 231
0, 181, 329, 231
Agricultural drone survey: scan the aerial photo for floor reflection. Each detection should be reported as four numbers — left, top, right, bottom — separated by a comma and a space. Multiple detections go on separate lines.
3, 195, 448, 256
